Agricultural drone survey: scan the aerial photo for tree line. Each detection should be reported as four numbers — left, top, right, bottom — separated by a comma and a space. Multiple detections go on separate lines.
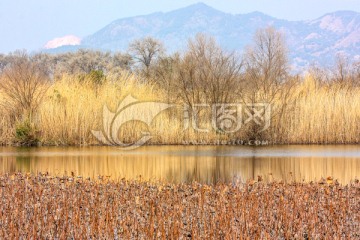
1, 26, 360, 133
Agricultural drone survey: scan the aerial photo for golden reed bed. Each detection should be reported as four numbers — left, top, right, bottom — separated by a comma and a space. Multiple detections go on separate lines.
0, 173, 358, 239
1, 73, 360, 146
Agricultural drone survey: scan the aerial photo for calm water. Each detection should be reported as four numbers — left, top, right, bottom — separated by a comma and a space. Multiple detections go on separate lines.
0, 145, 359, 184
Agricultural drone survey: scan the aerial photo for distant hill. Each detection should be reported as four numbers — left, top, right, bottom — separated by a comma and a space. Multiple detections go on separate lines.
46, 3, 360, 68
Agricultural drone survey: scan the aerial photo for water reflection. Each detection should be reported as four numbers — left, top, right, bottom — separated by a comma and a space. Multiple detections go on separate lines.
0, 146, 359, 184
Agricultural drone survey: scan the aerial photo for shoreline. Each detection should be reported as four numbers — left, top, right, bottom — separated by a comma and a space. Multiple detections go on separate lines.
2, 141, 360, 147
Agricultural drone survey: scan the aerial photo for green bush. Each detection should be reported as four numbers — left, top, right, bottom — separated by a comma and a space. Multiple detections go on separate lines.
87, 70, 106, 85
15, 119, 38, 146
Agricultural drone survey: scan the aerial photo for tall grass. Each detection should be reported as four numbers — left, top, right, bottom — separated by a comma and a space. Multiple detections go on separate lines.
37, 73, 169, 145
1, 73, 360, 145
277, 75, 360, 144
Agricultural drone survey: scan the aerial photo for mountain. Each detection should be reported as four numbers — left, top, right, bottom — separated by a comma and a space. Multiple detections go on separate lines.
48, 3, 360, 68
81, 3, 280, 52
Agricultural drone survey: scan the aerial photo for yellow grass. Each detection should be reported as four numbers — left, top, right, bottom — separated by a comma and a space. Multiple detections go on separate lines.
37, 73, 167, 145
1, 73, 360, 145
278, 75, 360, 143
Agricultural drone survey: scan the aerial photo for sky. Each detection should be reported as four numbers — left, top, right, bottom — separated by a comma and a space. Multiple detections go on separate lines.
0, 0, 360, 53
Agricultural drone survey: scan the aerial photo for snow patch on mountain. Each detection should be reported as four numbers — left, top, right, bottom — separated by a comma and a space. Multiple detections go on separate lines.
44, 35, 81, 49
45, 3, 360, 68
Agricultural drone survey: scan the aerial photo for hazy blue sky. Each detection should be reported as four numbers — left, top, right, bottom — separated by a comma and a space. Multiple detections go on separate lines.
1, 0, 360, 53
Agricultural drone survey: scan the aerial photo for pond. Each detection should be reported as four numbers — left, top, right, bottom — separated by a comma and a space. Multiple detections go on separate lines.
0, 145, 359, 184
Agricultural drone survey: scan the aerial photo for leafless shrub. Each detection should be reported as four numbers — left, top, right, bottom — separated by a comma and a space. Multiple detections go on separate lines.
308, 54, 360, 89
0, 52, 49, 119
174, 33, 243, 108
151, 53, 181, 103
242, 27, 296, 139
128, 36, 165, 77
243, 27, 289, 102
331, 53, 360, 88
0, 53, 9, 73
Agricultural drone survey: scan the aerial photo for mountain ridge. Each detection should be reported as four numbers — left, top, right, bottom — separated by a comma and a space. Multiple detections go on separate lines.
45, 3, 360, 68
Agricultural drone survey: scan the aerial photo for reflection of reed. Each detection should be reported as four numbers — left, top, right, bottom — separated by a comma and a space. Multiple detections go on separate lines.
0, 146, 359, 184
0, 157, 17, 173
24, 155, 254, 184
253, 157, 359, 183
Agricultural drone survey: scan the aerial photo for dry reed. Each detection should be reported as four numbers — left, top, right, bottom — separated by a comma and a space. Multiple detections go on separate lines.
1, 73, 360, 145
0, 173, 358, 239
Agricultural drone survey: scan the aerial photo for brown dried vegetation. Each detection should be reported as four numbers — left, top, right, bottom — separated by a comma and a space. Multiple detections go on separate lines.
0, 173, 358, 239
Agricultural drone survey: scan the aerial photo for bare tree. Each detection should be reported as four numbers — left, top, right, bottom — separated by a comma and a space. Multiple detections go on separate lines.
66, 49, 109, 74
175, 33, 243, 108
128, 37, 165, 76
0, 54, 9, 73
244, 27, 289, 98
331, 53, 360, 86
243, 27, 293, 139
43, 50, 133, 81
32, 53, 56, 78
354, 60, 360, 85
110, 52, 133, 71
151, 53, 181, 102
307, 64, 331, 87
335, 54, 349, 83
1, 50, 134, 83
0, 52, 49, 118
106, 52, 133, 80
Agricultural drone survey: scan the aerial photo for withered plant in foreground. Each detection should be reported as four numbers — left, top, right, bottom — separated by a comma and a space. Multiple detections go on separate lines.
0, 173, 359, 239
